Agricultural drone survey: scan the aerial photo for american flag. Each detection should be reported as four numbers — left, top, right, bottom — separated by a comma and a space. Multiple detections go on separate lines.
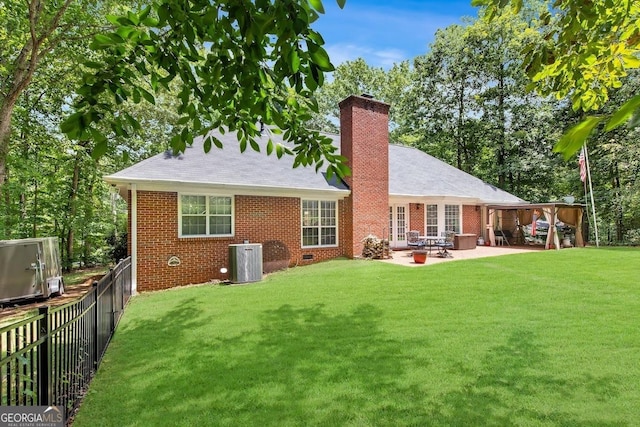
578, 147, 587, 182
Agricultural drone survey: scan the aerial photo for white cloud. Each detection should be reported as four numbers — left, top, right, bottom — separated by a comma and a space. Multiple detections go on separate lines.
325, 43, 407, 69
314, 1, 476, 69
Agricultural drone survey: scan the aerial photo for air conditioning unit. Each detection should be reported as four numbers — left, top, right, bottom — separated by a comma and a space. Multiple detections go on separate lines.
228, 243, 263, 283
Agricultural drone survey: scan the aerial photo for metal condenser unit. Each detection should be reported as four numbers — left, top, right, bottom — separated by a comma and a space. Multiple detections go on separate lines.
228, 243, 263, 283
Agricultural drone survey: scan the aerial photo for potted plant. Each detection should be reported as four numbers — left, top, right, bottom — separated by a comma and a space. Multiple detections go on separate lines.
412, 250, 428, 264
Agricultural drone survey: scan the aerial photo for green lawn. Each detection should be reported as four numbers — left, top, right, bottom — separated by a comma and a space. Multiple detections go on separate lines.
74, 248, 640, 426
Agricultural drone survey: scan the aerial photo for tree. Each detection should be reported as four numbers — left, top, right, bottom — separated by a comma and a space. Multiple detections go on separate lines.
473, 0, 640, 158
307, 58, 412, 134
403, 5, 564, 198
404, 24, 483, 172
0, 0, 129, 192
62, 0, 350, 179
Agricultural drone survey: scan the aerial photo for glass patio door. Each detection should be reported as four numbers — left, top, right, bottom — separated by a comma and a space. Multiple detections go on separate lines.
389, 205, 408, 248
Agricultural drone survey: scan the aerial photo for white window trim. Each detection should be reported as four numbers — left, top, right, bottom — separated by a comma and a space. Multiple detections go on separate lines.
301, 199, 339, 248
444, 204, 462, 234
425, 204, 438, 237
178, 193, 235, 238
420, 202, 462, 236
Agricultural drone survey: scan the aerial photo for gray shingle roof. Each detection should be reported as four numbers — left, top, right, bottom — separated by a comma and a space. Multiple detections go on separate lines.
106, 129, 523, 204
106, 130, 347, 193
389, 144, 524, 204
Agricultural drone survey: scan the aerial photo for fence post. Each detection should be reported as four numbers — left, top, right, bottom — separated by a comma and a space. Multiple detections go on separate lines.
110, 268, 116, 331
37, 306, 52, 406
121, 261, 126, 313
92, 281, 99, 368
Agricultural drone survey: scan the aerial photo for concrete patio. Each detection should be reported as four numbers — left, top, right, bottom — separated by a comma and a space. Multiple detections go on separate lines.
378, 245, 543, 267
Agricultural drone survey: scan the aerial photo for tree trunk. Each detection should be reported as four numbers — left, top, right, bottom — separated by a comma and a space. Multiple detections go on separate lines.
0, 0, 75, 196
497, 66, 507, 189
612, 161, 624, 241
32, 179, 38, 237
0, 101, 17, 192
456, 78, 465, 171
82, 178, 96, 266
64, 153, 81, 270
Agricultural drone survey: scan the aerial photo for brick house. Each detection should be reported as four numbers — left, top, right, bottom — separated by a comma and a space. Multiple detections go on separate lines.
106, 95, 522, 292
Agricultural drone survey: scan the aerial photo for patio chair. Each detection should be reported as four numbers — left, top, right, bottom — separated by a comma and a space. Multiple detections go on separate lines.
406, 230, 426, 251
494, 229, 511, 246
436, 231, 454, 258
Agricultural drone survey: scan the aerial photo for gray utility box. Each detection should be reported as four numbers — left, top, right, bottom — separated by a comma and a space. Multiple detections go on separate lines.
0, 237, 64, 304
228, 243, 263, 283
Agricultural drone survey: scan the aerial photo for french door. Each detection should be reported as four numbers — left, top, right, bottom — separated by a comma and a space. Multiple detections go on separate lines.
388, 205, 409, 248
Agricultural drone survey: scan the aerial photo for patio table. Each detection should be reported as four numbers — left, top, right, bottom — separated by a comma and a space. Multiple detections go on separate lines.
420, 237, 442, 255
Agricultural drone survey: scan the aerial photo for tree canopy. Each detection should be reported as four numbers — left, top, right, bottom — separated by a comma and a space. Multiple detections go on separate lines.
62, 0, 350, 179
473, 0, 640, 158
3, 0, 640, 268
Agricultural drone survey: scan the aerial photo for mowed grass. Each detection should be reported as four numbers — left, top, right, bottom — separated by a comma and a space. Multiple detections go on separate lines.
74, 248, 640, 426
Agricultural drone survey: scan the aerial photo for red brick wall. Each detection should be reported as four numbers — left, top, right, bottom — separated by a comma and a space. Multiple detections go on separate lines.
132, 191, 344, 292
339, 95, 390, 257
409, 203, 425, 234
463, 205, 481, 237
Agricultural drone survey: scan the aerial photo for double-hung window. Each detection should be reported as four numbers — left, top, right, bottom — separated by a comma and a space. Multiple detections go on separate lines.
444, 204, 460, 233
302, 200, 337, 247
180, 195, 233, 237
426, 204, 438, 236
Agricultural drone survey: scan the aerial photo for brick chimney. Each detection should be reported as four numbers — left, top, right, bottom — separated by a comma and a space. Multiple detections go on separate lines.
339, 94, 390, 258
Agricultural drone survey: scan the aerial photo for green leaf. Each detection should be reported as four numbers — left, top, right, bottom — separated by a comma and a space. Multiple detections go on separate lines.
142, 17, 159, 26
140, 88, 156, 104
139, 5, 151, 22
204, 137, 212, 153
132, 88, 141, 103
605, 94, 640, 131
290, 49, 300, 73
60, 112, 82, 134
337, 161, 351, 178
266, 139, 274, 155
212, 136, 223, 149
309, 0, 325, 13
84, 61, 104, 69
106, 15, 121, 26
93, 34, 113, 46
309, 46, 334, 72
90, 126, 106, 140
124, 113, 141, 131
276, 143, 284, 159
336, 0, 346, 8
91, 140, 109, 160
511, 0, 522, 12
553, 116, 604, 160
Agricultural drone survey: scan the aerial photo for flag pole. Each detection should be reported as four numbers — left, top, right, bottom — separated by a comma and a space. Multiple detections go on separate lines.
583, 143, 600, 247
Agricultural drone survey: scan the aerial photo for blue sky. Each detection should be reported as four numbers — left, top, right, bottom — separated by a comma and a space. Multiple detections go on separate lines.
312, 0, 479, 68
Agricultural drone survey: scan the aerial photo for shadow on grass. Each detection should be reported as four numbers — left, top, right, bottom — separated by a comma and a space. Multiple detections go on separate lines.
85, 299, 625, 426
429, 330, 623, 426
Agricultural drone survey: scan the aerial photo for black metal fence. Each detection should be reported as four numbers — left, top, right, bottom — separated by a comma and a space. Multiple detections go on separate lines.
1, 256, 132, 418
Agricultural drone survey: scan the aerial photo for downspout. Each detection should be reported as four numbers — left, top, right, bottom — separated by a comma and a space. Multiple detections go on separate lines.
131, 183, 137, 294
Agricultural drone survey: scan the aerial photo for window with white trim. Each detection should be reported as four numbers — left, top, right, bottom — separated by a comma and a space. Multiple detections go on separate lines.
180, 195, 233, 237
426, 204, 438, 236
444, 204, 460, 233
302, 200, 337, 247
